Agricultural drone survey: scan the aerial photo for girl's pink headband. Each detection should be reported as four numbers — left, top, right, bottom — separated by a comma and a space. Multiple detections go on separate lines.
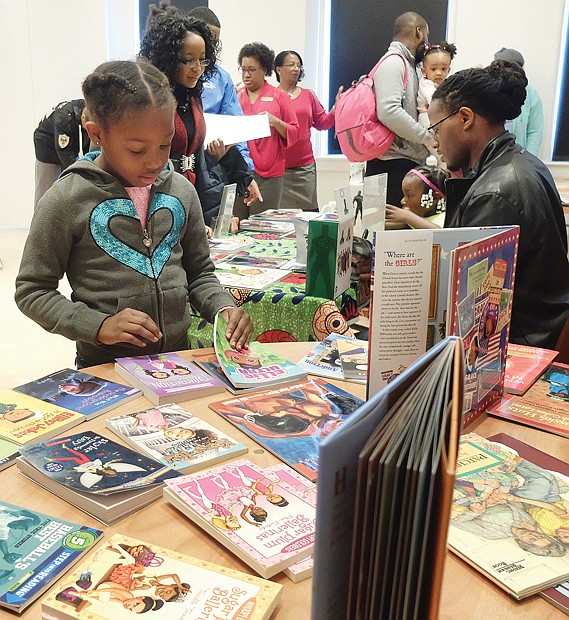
408, 169, 446, 199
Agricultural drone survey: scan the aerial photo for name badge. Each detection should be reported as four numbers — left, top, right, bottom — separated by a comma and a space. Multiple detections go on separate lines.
261, 97, 274, 102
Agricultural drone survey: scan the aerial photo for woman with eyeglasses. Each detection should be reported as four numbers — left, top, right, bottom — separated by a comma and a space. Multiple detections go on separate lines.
274, 50, 343, 211
140, 14, 259, 224
237, 42, 299, 216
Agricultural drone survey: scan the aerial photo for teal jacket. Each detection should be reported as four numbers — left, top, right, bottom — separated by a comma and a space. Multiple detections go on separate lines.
509, 84, 543, 157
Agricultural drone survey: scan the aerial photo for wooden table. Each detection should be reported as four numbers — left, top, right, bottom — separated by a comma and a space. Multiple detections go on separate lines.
5, 343, 568, 619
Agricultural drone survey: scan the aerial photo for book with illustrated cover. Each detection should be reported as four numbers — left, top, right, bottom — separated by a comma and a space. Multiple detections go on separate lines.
163, 459, 315, 578
296, 333, 352, 380
248, 208, 303, 221
208, 235, 254, 253
17, 431, 180, 524
190, 348, 261, 395
312, 337, 462, 620
239, 219, 294, 234
368, 226, 518, 427
541, 580, 569, 615
336, 338, 369, 383
214, 264, 290, 290
214, 313, 307, 389
209, 378, 363, 481
14, 368, 141, 418
42, 533, 282, 620
503, 343, 559, 395
114, 353, 225, 406
0, 389, 84, 446
0, 437, 19, 471
216, 253, 291, 270
106, 403, 247, 472
487, 362, 569, 438
448, 432, 569, 600
0, 501, 101, 613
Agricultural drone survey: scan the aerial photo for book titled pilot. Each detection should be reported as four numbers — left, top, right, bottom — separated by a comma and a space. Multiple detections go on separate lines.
14, 368, 141, 418
114, 352, 225, 406
163, 458, 315, 578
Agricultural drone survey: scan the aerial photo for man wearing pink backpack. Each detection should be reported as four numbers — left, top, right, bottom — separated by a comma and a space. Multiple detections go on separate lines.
366, 12, 434, 205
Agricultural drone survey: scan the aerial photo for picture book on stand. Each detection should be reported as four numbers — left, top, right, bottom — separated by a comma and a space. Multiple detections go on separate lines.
163, 458, 315, 578
488, 361, 569, 438
312, 337, 462, 620
106, 403, 247, 472
114, 352, 225, 406
214, 312, 307, 389
0, 390, 84, 446
503, 343, 559, 395
42, 533, 282, 620
209, 377, 364, 482
14, 368, 141, 418
17, 431, 180, 524
0, 500, 101, 613
368, 226, 518, 426
448, 432, 569, 599
296, 333, 351, 380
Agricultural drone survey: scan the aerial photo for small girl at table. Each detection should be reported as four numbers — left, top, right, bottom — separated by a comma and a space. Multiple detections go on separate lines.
385, 165, 448, 229
16, 59, 252, 368
418, 41, 457, 128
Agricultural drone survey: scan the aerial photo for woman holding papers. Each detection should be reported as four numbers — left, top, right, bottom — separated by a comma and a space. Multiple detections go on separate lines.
275, 50, 342, 211
140, 14, 261, 225
237, 42, 299, 216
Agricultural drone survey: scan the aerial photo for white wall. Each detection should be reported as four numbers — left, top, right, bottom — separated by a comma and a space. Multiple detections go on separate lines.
2, 0, 568, 229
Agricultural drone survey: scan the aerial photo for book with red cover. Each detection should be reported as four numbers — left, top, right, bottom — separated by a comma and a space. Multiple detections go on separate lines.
503, 343, 559, 395
487, 362, 569, 438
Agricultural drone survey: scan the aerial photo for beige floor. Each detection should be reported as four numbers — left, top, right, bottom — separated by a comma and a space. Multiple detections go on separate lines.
0, 229, 76, 388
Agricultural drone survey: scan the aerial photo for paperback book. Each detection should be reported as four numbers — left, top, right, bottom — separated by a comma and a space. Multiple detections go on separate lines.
163, 459, 315, 578
14, 368, 141, 418
312, 337, 462, 620
239, 219, 294, 234
209, 378, 364, 481
114, 352, 225, 406
0, 501, 101, 613
0, 390, 84, 446
336, 338, 369, 383
106, 403, 247, 472
208, 235, 254, 253
42, 533, 282, 620
214, 312, 307, 389
214, 264, 290, 290
249, 208, 303, 221
216, 253, 291, 270
190, 348, 261, 395
17, 431, 179, 524
296, 333, 350, 380
448, 432, 569, 599
0, 437, 19, 471
503, 343, 559, 395
487, 362, 569, 438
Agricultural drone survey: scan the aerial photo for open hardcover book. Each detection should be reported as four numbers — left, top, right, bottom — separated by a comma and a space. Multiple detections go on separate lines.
311, 336, 462, 620
42, 533, 282, 620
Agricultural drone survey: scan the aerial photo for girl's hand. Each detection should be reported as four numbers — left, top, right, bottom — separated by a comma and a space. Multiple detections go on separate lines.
385, 204, 413, 226
205, 225, 213, 239
97, 308, 162, 347
207, 139, 229, 161
221, 307, 253, 350
244, 179, 263, 207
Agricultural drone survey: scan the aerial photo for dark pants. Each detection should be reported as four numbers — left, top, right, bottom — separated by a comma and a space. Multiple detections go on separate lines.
365, 158, 418, 206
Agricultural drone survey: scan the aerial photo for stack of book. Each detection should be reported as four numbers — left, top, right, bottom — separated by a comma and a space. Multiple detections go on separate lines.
296, 334, 368, 383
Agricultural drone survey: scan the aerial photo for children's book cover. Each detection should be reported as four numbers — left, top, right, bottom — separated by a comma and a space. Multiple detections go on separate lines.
448, 432, 569, 599
0, 390, 85, 446
14, 368, 141, 418
208, 378, 364, 481
216, 253, 290, 270
214, 264, 290, 290
114, 353, 225, 405
0, 438, 19, 471
214, 313, 307, 389
42, 533, 282, 620
503, 343, 559, 395
487, 362, 569, 438
163, 459, 315, 578
239, 219, 294, 234
296, 333, 352, 380
249, 208, 303, 221
106, 403, 247, 472
0, 501, 102, 613
208, 235, 254, 253
336, 339, 369, 383
18, 431, 179, 495
190, 348, 260, 395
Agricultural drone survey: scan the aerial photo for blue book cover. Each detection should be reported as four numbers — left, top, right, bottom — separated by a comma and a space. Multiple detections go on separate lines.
19, 431, 179, 495
0, 500, 101, 612
14, 368, 141, 418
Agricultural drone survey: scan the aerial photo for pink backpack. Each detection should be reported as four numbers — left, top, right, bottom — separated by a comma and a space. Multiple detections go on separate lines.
334, 53, 408, 162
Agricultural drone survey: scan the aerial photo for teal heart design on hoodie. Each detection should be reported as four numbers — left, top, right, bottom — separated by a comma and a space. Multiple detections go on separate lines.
90, 194, 185, 278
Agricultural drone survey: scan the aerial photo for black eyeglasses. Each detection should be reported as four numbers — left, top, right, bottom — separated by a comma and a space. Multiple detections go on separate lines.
178, 58, 211, 68
427, 109, 459, 138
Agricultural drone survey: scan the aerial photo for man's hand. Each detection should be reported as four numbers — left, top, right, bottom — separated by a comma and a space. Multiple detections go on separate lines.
221, 307, 253, 350
97, 308, 162, 347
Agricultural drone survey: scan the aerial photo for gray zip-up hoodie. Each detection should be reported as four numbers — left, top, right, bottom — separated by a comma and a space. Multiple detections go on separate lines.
15, 155, 235, 367
373, 41, 431, 162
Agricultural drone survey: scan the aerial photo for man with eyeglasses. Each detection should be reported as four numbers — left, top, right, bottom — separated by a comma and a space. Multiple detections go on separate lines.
366, 11, 435, 206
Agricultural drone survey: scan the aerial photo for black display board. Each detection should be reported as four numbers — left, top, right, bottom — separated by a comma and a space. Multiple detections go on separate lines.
139, 0, 206, 40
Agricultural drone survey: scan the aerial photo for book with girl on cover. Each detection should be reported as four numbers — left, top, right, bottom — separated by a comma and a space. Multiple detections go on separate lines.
190, 348, 261, 395
487, 362, 569, 438
209, 378, 363, 481
163, 459, 315, 578
14, 368, 141, 418
503, 343, 559, 395
296, 333, 352, 380
0, 501, 101, 613
214, 313, 307, 389
42, 533, 282, 620
114, 352, 225, 406
106, 403, 247, 472
0, 390, 84, 446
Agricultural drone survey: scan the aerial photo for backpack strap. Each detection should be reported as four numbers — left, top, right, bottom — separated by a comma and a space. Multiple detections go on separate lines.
368, 52, 409, 88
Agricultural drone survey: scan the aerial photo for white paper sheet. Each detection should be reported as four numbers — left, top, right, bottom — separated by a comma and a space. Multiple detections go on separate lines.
203, 113, 271, 146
